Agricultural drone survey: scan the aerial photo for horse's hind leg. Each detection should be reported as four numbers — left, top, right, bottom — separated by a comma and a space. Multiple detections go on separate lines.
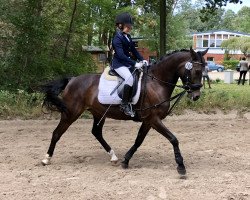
41, 113, 76, 165
121, 122, 151, 169
92, 117, 118, 163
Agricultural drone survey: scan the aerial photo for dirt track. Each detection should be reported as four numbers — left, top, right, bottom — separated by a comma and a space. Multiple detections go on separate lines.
0, 111, 249, 200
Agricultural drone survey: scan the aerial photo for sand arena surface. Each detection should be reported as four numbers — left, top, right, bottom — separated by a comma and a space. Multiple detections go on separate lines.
0, 111, 249, 200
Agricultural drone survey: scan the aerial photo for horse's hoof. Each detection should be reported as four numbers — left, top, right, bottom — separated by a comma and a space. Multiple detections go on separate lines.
41, 159, 51, 166
108, 149, 118, 164
110, 156, 118, 164
41, 154, 51, 166
121, 161, 129, 169
177, 166, 186, 175
111, 159, 118, 166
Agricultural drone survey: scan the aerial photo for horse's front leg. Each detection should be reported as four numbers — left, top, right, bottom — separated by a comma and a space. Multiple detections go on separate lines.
152, 119, 186, 175
121, 122, 151, 168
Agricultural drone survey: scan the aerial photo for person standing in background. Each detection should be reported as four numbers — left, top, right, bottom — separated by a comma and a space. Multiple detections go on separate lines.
202, 62, 212, 89
238, 57, 249, 85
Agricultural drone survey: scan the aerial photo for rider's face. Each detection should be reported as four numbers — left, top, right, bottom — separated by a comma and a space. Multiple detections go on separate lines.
123, 24, 132, 34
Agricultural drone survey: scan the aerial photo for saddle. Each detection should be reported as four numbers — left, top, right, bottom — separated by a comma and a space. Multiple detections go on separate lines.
98, 67, 143, 105
103, 67, 140, 101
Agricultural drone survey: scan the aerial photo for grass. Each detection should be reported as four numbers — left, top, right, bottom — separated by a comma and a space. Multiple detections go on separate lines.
0, 82, 249, 119
172, 82, 250, 114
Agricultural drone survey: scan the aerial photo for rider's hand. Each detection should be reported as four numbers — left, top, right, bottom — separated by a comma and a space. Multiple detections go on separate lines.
142, 60, 149, 67
135, 62, 143, 69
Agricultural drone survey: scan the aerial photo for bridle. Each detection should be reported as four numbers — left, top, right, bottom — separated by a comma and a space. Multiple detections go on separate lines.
137, 56, 205, 117
182, 60, 204, 93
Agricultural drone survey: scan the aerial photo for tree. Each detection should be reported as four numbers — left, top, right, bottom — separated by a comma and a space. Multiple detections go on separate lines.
233, 6, 250, 33
221, 9, 237, 30
0, 0, 97, 90
0, 0, 248, 91
221, 37, 250, 56
200, 0, 243, 21
204, 0, 242, 9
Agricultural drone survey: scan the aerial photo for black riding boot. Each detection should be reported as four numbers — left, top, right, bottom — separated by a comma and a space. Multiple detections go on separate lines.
120, 84, 135, 117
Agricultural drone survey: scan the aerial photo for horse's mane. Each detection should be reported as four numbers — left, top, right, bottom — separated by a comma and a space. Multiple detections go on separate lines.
150, 49, 189, 67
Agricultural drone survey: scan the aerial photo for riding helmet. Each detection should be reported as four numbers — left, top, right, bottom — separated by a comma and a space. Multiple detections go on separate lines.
115, 12, 133, 25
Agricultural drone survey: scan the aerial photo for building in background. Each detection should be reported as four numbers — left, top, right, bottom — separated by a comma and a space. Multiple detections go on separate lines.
82, 46, 109, 73
192, 30, 250, 64
132, 37, 158, 65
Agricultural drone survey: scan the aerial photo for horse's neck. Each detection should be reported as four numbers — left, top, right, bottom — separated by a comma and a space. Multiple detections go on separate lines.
150, 60, 179, 85
149, 55, 188, 98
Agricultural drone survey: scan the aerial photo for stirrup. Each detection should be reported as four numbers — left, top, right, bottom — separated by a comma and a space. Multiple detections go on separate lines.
120, 104, 135, 117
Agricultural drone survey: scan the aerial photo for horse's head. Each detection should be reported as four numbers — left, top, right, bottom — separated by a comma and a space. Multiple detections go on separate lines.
179, 47, 208, 101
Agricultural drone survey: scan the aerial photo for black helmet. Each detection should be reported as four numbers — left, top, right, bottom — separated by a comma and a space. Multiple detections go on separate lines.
115, 12, 133, 25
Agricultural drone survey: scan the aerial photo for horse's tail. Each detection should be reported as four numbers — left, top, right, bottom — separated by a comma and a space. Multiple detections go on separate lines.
40, 77, 72, 113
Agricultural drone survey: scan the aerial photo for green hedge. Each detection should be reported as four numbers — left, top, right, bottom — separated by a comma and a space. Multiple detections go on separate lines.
223, 60, 239, 70
0, 90, 43, 119
0, 82, 250, 119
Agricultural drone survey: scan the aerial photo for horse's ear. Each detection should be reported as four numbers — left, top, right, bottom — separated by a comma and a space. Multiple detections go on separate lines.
201, 48, 209, 56
190, 46, 196, 59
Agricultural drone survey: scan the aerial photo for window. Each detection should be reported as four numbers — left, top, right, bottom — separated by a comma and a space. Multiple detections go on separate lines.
202, 35, 209, 47
210, 39, 215, 47
203, 40, 208, 47
196, 35, 202, 47
133, 41, 139, 47
149, 56, 157, 64
210, 34, 215, 39
207, 57, 214, 61
98, 53, 106, 62
203, 35, 209, 39
216, 40, 222, 47
196, 39, 202, 48
217, 34, 222, 39
223, 34, 228, 39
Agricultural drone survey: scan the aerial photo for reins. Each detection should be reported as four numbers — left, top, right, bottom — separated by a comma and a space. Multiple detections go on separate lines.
136, 67, 187, 117
145, 73, 187, 89
137, 59, 204, 117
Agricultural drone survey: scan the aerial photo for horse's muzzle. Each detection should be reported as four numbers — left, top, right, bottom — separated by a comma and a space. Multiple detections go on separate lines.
186, 83, 202, 101
192, 93, 200, 101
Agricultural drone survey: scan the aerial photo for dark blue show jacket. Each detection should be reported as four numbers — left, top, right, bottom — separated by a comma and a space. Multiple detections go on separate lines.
111, 30, 143, 69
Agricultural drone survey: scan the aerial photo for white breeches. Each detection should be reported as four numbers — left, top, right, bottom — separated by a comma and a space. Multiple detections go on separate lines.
114, 66, 133, 86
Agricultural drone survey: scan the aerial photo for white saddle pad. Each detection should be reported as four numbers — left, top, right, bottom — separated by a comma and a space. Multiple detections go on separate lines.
97, 68, 143, 105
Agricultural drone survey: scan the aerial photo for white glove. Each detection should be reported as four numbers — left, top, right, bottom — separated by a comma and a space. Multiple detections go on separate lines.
142, 60, 149, 66
135, 62, 143, 69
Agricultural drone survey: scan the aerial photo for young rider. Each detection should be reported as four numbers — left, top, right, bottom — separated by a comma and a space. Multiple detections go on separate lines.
111, 12, 148, 116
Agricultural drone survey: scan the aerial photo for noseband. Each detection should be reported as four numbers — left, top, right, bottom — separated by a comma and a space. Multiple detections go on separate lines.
183, 61, 203, 92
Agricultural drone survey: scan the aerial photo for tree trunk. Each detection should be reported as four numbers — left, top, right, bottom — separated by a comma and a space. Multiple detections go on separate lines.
166, 0, 174, 51
87, 8, 93, 46
160, 0, 166, 57
63, 0, 77, 59
107, 31, 114, 64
